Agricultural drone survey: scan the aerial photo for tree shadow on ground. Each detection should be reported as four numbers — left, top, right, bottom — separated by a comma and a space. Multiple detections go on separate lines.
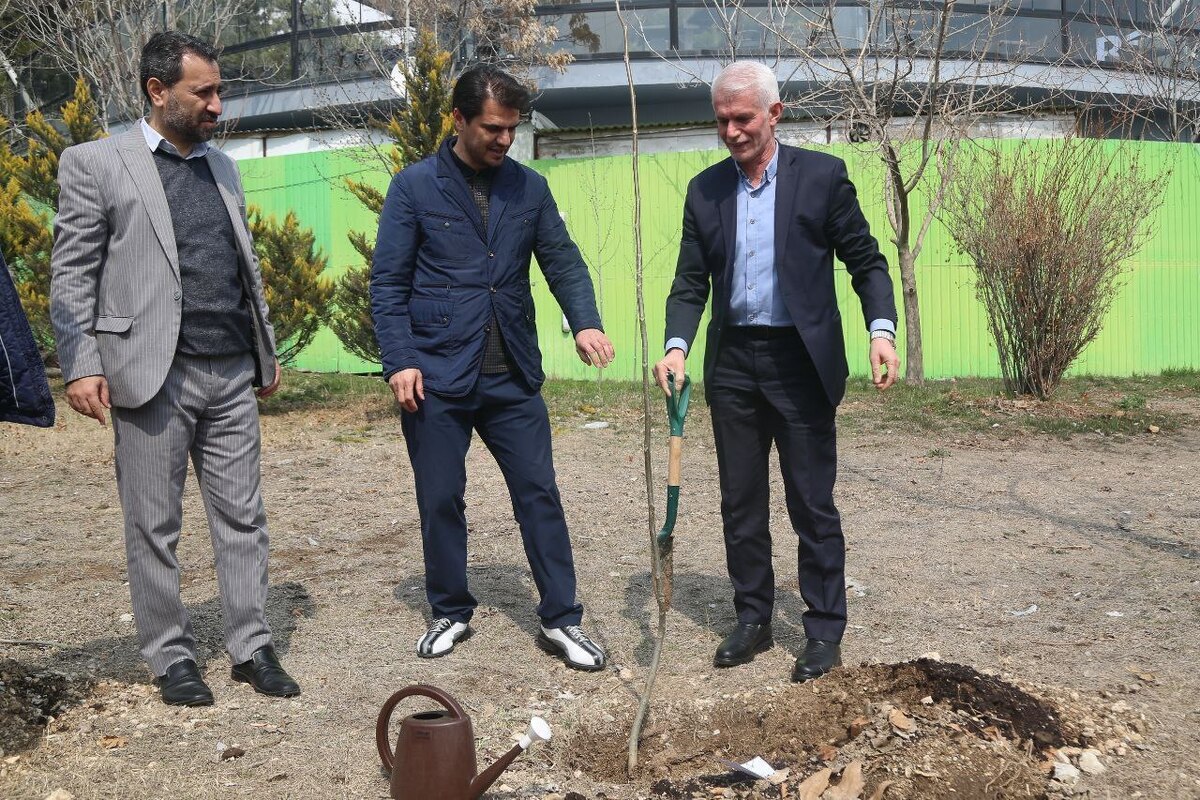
621, 570, 810, 667
24, 580, 316, 684
391, 563, 548, 640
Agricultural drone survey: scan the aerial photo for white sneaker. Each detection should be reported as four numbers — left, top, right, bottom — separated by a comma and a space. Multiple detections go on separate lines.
416, 618, 471, 658
537, 624, 607, 671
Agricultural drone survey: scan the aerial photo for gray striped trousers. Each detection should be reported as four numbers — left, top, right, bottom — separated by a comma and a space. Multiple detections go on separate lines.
111, 352, 272, 676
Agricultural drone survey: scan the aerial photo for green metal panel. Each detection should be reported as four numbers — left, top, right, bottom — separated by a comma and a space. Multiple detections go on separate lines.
237, 140, 1200, 379
238, 147, 390, 373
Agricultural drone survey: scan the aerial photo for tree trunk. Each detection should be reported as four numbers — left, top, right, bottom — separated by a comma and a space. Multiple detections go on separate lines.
898, 246, 924, 383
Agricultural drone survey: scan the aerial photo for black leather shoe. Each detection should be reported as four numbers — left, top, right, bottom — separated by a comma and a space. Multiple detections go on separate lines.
231, 645, 301, 697
155, 658, 214, 707
791, 639, 842, 682
713, 622, 773, 667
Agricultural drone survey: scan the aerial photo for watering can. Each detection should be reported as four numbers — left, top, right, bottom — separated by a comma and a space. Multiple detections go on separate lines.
376, 684, 551, 800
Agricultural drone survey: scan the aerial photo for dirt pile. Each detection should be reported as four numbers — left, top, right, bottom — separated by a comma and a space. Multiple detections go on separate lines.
0, 659, 91, 757
566, 659, 1137, 800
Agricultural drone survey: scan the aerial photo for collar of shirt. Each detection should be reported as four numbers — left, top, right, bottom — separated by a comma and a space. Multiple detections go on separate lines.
733, 139, 780, 192
447, 138, 497, 182
140, 118, 210, 160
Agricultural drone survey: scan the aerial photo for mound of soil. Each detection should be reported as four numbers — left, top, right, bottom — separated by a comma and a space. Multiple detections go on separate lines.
567, 660, 1082, 800
0, 659, 91, 757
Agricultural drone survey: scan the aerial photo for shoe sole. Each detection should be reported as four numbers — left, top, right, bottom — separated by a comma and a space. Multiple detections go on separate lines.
416, 626, 473, 659
791, 659, 843, 683
230, 672, 302, 697
536, 634, 606, 672
713, 637, 774, 668
162, 694, 215, 707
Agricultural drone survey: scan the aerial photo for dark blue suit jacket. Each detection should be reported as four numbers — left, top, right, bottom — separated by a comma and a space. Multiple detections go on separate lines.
664, 145, 897, 406
1, 251, 54, 427
371, 138, 602, 396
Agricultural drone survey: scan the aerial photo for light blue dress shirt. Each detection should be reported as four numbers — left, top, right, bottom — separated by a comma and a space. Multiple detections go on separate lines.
140, 118, 211, 160
729, 142, 786, 327
666, 141, 894, 356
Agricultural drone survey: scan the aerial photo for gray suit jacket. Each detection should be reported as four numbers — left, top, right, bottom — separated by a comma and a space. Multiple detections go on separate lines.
50, 126, 277, 409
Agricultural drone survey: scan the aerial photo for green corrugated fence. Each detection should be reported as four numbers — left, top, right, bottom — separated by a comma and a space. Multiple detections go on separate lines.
237, 140, 1200, 380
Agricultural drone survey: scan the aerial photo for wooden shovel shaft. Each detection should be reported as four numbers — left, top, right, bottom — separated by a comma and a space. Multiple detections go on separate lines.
667, 435, 682, 487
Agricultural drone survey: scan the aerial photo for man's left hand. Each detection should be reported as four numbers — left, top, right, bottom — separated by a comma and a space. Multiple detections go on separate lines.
870, 337, 899, 391
575, 328, 615, 368
257, 361, 282, 398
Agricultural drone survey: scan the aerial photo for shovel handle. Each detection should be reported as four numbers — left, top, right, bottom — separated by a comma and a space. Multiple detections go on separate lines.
667, 435, 682, 487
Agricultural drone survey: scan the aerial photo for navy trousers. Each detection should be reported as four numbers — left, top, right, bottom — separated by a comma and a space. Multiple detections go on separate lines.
708, 326, 847, 643
401, 371, 583, 628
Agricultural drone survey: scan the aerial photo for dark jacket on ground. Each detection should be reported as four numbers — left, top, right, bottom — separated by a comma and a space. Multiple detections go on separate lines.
0, 251, 54, 427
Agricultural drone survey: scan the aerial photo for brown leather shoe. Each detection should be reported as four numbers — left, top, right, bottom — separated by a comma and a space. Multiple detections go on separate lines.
713, 623, 773, 667
791, 639, 841, 682
231, 645, 300, 697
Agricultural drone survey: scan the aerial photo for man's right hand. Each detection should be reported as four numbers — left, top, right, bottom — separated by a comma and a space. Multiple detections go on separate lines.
65, 375, 110, 426
388, 368, 425, 412
652, 349, 687, 397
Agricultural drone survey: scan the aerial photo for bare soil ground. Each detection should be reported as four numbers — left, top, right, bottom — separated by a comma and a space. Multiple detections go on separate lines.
1, 379, 1198, 800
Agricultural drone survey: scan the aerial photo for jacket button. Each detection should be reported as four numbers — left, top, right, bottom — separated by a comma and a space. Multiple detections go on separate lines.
173, 290, 181, 300
490, 286, 497, 293
443, 222, 450, 228
488, 252, 495, 258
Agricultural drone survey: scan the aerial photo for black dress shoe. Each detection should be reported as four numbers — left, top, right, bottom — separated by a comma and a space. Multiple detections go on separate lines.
713, 622, 773, 667
791, 639, 842, 682
231, 645, 301, 697
155, 658, 214, 707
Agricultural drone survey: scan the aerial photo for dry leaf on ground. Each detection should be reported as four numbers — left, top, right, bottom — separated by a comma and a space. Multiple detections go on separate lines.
888, 708, 917, 734
797, 767, 833, 800
823, 760, 866, 800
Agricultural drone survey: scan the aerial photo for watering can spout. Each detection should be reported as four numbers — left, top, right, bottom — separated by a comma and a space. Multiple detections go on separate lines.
468, 717, 552, 800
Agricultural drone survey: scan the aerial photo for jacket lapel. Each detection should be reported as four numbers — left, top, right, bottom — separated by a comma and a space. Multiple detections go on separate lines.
436, 140, 487, 241
717, 158, 738, 299
116, 128, 179, 279
486, 159, 517, 246
205, 153, 255, 270
773, 144, 798, 258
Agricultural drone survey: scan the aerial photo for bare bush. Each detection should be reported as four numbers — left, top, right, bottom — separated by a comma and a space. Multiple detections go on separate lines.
941, 138, 1169, 398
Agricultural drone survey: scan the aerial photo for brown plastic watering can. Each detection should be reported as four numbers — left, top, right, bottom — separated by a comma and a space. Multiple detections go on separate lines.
376, 684, 551, 800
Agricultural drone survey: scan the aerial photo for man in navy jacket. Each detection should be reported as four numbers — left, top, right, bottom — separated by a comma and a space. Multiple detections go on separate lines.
371, 66, 614, 671
654, 62, 900, 683
1, 251, 54, 428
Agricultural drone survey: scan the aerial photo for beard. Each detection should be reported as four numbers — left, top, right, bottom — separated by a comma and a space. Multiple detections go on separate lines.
162, 92, 218, 144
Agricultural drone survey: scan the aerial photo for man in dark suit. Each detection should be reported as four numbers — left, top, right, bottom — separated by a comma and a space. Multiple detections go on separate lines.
654, 61, 900, 682
372, 66, 614, 671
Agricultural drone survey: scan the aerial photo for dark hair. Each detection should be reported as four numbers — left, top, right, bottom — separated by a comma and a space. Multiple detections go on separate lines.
451, 66, 531, 121
140, 31, 220, 103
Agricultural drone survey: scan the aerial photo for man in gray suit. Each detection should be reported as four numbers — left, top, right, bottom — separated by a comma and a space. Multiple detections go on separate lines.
50, 31, 299, 706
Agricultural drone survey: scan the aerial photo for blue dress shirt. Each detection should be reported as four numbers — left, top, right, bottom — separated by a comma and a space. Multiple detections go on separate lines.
140, 118, 211, 159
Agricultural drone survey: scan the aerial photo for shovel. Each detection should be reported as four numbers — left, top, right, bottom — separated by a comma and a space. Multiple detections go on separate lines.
655, 371, 693, 557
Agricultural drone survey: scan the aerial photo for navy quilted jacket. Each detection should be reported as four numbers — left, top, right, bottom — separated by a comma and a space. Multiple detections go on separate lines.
1, 251, 54, 427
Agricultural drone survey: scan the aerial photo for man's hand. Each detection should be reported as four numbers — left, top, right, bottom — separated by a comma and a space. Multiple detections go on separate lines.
575, 328, 615, 368
652, 348, 687, 396
869, 337, 900, 391
65, 375, 110, 426
257, 361, 282, 398
389, 368, 425, 412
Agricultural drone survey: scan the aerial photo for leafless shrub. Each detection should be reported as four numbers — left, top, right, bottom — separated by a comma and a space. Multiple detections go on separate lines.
941, 137, 1169, 398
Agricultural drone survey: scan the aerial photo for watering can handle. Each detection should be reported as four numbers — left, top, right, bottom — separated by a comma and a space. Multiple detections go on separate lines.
376, 683, 468, 771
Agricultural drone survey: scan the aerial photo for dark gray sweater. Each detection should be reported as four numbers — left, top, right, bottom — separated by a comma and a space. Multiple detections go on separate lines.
152, 148, 253, 357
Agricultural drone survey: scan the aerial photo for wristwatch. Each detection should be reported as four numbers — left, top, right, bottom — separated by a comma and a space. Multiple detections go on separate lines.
870, 329, 896, 343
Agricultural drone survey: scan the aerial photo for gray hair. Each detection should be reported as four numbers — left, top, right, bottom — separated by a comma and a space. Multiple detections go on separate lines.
711, 62, 781, 110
